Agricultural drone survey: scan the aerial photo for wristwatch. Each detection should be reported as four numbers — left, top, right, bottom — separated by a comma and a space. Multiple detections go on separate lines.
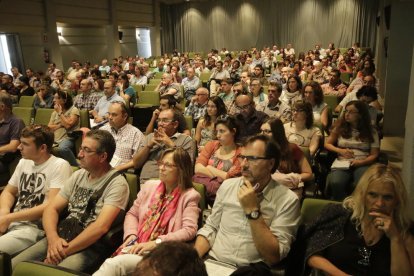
155, 238, 162, 245
245, 209, 261, 220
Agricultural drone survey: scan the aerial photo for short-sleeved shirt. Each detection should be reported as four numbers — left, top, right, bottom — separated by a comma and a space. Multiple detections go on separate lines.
100, 123, 144, 167
139, 132, 195, 183
197, 177, 300, 266
257, 100, 291, 123
74, 92, 103, 111
123, 86, 137, 106
284, 122, 322, 148
313, 103, 328, 126
0, 114, 24, 146
337, 129, 380, 161
49, 106, 80, 142
94, 93, 125, 117
9, 155, 72, 225
59, 168, 129, 227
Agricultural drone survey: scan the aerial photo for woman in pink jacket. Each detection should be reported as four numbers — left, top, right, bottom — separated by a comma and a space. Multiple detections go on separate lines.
93, 147, 200, 276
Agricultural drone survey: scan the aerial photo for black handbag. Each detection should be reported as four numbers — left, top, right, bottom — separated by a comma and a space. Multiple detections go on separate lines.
57, 171, 121, 242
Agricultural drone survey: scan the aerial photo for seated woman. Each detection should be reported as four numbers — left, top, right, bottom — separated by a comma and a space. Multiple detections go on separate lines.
194, 96, 227, 151
261, 118, 312, 199
303, 81, 329, 131
117, 73, 137, 107
129, 66, 148, 86
93, 147, 200, 276
249, 78, 268, 106
194, 115, 242, 204
304, 164, 414, 276
325, 100, 380, 200
48, 91, 80, 166
284, 101, 322, 158
280, 75, 304, 108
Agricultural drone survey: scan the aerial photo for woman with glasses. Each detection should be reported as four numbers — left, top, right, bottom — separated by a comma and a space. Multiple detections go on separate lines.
93, 147, 200, 276
194, 115, 242, 204
260, 118, 312, 199
284, 101, 322, 158
325, 100, 380, 200
300, 164, 414, 276
117, 73, 137, 107
195, 96, 227, 151
250, 78, 268, 107
303, 81, 329, 131
129, 66, 148, 86
48, 90, 80, 166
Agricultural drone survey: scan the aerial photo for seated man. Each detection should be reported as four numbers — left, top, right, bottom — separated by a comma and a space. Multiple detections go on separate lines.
33, 83, 54, 109
256, 81, 291, 123
100, 101, 144, 171
234, 93, 269, 143
145, 95, 190, 136
89, 80, 124, 126
133, 109, 194, 184
321, 69, 347, 97
209, 61, 230, 96
218, 78, 234, 109
1, 74, 19, 103
73, 79, 103, 111
0, 92, 25, 174
0, 125, 72, 256
182, 67, 201, 103
184, 87, 209, 126
12, 130, 129, 272
195, 135, 300, 275
156, 73, 181, 101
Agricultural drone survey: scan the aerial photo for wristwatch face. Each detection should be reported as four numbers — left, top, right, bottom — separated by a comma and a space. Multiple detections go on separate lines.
251, 210, 260, 219
155, 238, 162, 245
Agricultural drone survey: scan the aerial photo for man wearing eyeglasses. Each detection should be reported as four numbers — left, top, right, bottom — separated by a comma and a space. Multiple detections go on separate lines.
184, 87, 209, 126
195, 135, 300, 274
12, 130, 129, 272
234, 93, 269, 143
256, 81, 291, 123
133, 109, 195, 184
0, 125, 72, 257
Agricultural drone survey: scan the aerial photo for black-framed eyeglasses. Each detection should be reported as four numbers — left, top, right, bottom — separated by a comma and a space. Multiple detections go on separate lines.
238, 155, 270, 162
79, 146, 98, 154
236, 103, 251, 110
260, 129, 272, 134
292, 108, 305, 113
156, 118, 175, 124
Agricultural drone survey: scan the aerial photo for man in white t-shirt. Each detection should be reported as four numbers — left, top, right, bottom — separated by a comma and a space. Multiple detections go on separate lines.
0, 125, 72, 256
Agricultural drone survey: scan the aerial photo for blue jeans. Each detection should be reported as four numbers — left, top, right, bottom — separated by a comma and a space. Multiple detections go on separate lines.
58, 137, 78, 166
326, 165, 370, 201
12, 237, 108, 273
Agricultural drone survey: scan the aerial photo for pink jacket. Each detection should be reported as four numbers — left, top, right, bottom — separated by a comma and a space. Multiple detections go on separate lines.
123, 180, 201, 242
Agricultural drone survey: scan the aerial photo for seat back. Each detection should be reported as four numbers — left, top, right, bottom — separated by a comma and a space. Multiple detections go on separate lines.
135, 91, 160, 108
13, 107, 34, 126
184, 115, 193, 131
18, 96, 35, 107
12, 261, 88, 276
0, 251, 12, 276
324, 95, 339, 112
125, 173, 138, 208
79, 109, 90, 128
144, 84, 158, 91
300, 198, 340, 224
148, 78, 161, 85
34, 108, 54, 125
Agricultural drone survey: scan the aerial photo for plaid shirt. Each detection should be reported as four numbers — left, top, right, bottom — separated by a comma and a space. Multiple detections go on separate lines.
100, 123, 144, 165
184, 101, 207, 121
73, 91, 103, 111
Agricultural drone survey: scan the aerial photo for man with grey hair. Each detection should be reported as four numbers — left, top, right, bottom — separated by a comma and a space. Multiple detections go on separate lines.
0, 92, 25, 174
156, 73, 181, 101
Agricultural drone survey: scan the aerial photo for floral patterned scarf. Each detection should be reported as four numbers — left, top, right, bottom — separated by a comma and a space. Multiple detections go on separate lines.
137, 182, 181, 243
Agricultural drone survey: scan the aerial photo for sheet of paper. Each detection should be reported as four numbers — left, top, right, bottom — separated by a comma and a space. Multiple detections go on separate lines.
331, 158, 351, 169
205, 259, 236, 276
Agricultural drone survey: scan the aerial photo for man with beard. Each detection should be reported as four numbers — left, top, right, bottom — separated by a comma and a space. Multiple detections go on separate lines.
133, 109, 194, 184
195, 135, 300, 275
234, 93, 269, 143
0, 125, 71, 256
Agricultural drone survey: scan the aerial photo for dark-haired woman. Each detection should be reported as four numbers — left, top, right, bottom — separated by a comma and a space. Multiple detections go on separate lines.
194, 96, 227, 151
117, 73, 137, 107
304, 81, 329, 130
284, 101, 322, 158
194, 115, 242, 203
48, 91, 80, 166
280, 75, 304, 108
325, 100, 380, 200
261, 118, 313, 199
